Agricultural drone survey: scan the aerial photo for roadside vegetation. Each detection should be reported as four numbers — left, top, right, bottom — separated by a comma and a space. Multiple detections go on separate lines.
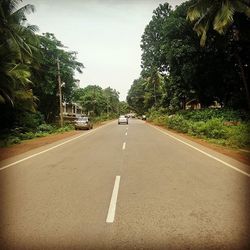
147, 108, 250, 149
127, 0, 250, 150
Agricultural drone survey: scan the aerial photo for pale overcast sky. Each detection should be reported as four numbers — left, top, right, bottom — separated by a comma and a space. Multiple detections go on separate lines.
22, 0, 185, 100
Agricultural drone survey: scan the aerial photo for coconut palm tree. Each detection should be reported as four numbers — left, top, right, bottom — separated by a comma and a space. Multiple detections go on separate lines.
187, 0, 250, 109
187, 0, 250, 46
0, 0, 39, 105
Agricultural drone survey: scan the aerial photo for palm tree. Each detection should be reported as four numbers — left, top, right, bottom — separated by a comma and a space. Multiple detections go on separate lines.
187, 0, 250, 109
187, 0, 250, 46
0, 0, 39, 105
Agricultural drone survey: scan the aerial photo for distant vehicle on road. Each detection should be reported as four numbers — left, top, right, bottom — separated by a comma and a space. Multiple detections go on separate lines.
118, 115, 128, 125
75, 117, 93, 130
142, 115, 146, 120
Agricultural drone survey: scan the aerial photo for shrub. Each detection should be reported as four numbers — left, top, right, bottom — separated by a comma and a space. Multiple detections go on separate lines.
19, 132, 36, 140
203, 118, 228, 139
166, 115, 190, 133
15, 111, 44, 131
37, 123, 54, 132
147, 108, 250, 149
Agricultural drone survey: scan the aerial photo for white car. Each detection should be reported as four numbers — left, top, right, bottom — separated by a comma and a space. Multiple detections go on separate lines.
118, 115, 128, 125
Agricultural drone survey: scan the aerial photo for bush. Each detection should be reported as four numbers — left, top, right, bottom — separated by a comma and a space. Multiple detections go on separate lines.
14, 111, 44, 131
56, 124, 74, 133
37, 123, 54, 132
178, 108, 249, 122
203, 118, 228, 139
19, 132, 36, 140
147, 108, 250, 149
166, 115, 190, 133
0, 135, 21, 147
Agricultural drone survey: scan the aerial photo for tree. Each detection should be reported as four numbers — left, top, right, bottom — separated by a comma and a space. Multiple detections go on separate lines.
73, 85, 122, 117
187, 0, 250, 109
32, 33, 84, 122
118, 101, 130, 115
127, 78, 147, 114
0, 0, 39, 105
143, 68, 164, 107
187, 0, 250, 46
103, 87, 120, 115
74, 85, 106, 116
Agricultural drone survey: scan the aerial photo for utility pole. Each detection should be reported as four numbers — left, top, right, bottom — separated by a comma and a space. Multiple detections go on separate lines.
57, 58, 63, 127
106, 96, 109, 117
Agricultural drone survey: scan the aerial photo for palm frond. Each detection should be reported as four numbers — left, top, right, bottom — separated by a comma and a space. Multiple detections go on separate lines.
233, 0, 250, 17
213, 0, 235, 34
187, 0, 211, 22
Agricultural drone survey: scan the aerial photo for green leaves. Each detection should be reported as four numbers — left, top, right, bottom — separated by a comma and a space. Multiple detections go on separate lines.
73, 85, 120, 116
187, 0, 250, 46
0, 0, 39, 106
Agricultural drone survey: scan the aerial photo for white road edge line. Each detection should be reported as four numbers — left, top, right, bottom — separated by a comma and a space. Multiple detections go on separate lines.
122, 142, 126, 150
0, 122, 113, 171
106, 176, 121, 223
149, 124, 250, 178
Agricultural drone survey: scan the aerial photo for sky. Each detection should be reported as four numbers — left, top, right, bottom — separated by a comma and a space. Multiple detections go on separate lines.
22, 0, 185, 101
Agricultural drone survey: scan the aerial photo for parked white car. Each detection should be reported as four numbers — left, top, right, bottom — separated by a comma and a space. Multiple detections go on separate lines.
75, 117, 93, 130
118, 115, 128, 125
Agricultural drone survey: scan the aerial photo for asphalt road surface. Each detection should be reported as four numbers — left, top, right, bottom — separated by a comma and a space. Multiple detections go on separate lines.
0, 119, 249, 249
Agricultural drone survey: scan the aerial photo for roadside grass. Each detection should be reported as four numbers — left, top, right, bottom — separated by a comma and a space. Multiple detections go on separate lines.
147, 108, 250, 149
0, 123, 74, 147
0, 115, 116, 148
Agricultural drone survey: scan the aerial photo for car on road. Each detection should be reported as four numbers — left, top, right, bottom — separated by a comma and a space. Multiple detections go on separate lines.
118, 115, 128, 125
75, 117, 93, 130
142, 115, 146, 120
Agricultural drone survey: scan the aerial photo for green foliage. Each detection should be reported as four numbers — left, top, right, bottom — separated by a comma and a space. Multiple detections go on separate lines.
0, 0, 39, 106
119, 101, 130, 115
179, 109, 250, 122
73, 85, 121, 117
166, 115, 190, 133
187, 0, 250, 46
32, 33, 84, 123
148, 108, 250, 148
131, 0, 250, 114
37, 123, 54, 132
0, 123, 74, 147
14, 111, 44, 131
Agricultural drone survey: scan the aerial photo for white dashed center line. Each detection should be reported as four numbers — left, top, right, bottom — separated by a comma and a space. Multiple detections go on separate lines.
106, 176, 121, 223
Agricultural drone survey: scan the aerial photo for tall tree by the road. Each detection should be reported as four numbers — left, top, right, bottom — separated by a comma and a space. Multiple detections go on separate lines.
141, 3, 172, 75
187, 0, 250, 109
136, 0, 250, 112
103, 87, 120, 115
127, 78, 146, 115
32, 33, 84, 122
143, 68, 164, 108
73, 85, 106, 116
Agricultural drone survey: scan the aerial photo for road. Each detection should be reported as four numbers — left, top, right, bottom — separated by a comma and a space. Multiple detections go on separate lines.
0, 119, 249, 249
